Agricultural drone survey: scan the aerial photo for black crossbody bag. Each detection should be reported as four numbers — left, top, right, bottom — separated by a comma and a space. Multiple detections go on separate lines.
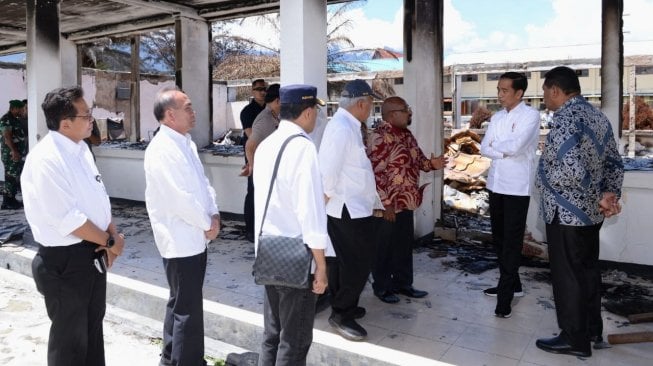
252, 134, 313, 289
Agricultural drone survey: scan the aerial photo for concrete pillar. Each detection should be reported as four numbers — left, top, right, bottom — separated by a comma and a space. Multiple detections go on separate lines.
403, 0, 444, 238
175, 16, 211, 147
601, 0, 624, 145
26, 0, 63, 147
130, 36, 141, 142
279, 0, 328, 147
60, 37, 78, 86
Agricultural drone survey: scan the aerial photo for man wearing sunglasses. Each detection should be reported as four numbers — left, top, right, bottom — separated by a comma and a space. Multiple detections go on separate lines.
368, 96, 447, 304
240, 78, 267, 243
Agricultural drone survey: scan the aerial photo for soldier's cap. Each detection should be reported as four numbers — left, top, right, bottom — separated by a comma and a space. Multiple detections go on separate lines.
279, 84, 326, 106
9, 100, 24, 108
341, 79, 382, 99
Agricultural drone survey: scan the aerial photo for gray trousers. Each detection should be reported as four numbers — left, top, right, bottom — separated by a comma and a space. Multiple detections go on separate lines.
259, 285, 317, 366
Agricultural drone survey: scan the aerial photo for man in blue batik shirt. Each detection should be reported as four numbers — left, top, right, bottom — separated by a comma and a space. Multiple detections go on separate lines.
535, 66, 624, 358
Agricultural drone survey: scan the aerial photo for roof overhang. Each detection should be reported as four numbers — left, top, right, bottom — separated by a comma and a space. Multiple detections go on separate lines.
0, 0, 352, 54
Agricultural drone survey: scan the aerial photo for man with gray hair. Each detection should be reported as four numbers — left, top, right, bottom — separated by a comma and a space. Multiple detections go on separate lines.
144, 87, 221, 366
319, 79, 381, 341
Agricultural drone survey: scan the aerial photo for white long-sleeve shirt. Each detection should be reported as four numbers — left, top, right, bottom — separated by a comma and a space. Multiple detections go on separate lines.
253, 121, 334, 266
144, 124, 219, 258
318, 108, 379, 219
480, 101, 541, 196
21, 131, 112, 246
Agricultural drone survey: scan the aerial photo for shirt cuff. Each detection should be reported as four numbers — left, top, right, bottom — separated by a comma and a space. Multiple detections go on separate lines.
57, 210, 89, 238
304, 232, 329, 250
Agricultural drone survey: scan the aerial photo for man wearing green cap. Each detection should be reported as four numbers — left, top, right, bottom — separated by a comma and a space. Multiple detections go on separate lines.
1, 99, 27, 209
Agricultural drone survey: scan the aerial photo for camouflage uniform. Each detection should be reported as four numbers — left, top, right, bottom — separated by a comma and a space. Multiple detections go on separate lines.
1, 111, 27, 200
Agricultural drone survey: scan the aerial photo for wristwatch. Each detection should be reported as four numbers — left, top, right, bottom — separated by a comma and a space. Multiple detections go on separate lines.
106, 235, 115, 248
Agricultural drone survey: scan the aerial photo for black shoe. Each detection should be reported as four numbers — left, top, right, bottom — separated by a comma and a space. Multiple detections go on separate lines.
536, 335, 591, 357
483, 287, 524, 297
375, 290, 400, 304
494, 310, 512, 318
328, 313, 367, 341
590, 335, 603, 343
396, 286, 428, 298
352, 306, 366, 319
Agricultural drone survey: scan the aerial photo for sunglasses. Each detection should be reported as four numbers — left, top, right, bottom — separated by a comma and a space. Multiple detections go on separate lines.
253, 87, 267, 92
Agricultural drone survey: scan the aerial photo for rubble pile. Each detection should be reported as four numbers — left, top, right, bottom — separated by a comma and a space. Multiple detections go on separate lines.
443, 130, 491, 215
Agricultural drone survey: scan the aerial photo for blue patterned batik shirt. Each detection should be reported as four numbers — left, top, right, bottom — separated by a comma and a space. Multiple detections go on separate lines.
535, 95, 624, 226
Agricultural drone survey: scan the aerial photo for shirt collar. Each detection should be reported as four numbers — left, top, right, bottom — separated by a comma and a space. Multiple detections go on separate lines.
277, 120, 310, 138
50, 130, 88, 156
334, 107, 362, 130
159, 123, 191, 146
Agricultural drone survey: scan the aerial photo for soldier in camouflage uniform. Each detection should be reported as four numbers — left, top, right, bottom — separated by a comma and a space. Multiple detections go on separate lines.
1, 99, 27, 209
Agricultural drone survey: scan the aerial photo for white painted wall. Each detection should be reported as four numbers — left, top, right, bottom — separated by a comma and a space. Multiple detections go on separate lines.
0, 67, 27, 180
93, 147, 246, 214
0, 67, 27, 105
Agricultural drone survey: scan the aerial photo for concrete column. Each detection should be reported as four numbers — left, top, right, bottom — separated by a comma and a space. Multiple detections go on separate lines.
403, 0, 444, 238
279, 0, 328, 147
601, 0, 623, 144
60, 37, 78, 86
175, 16, 211, 147
130, 36, 141, 142
26, 0, 62, 147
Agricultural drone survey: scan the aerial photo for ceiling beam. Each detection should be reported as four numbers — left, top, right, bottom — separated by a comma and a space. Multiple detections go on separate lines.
107, 0, 205, 21
66, 15, 174, 42
0, 42, 26, 55
199, 2, 279, 21
0, 24, 26, 38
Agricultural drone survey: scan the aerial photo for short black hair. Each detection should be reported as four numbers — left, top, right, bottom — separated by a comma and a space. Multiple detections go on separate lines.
251, 79, 265, 87
279, 101, 315, 121
543, 66, 581, 95
500, 72, 528, 95
41, 86, 84, 131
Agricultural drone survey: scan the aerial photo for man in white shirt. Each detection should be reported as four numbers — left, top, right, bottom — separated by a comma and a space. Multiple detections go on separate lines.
254, 84, 331, 365
480, 72, 540, 318
144, 87, 221, 366
21, 86, 126, 366
318, 79, 381, 341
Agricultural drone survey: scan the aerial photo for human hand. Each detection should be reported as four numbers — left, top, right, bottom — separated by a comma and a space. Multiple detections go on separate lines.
239, 164, 251, 177
599, 192, 621, 218
205, 214, 221, 240
97, 233, 125, 268
430, 153, 448, 170
312, 266, 328, 295
383, 206, 396, 222
11, 149, 21, 162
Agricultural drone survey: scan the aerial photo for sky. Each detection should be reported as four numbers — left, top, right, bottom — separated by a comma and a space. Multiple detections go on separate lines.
225, 0, 653, 65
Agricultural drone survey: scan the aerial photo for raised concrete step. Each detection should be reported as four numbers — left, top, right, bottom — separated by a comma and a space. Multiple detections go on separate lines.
1, 243, 449, 366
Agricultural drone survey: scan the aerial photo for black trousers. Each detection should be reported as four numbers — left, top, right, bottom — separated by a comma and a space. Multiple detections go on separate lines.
327, 205, 374, 320
32, 242, 107, 366
244, 175, 255, 239
546, 220, 603, 350
160, 250, 208, 366
260, 285, 317, 366
488, 192, 530, 313
372, 210, 414, 293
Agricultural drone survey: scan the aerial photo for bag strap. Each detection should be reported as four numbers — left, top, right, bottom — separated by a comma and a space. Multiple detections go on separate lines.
258, 133, 305, 238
